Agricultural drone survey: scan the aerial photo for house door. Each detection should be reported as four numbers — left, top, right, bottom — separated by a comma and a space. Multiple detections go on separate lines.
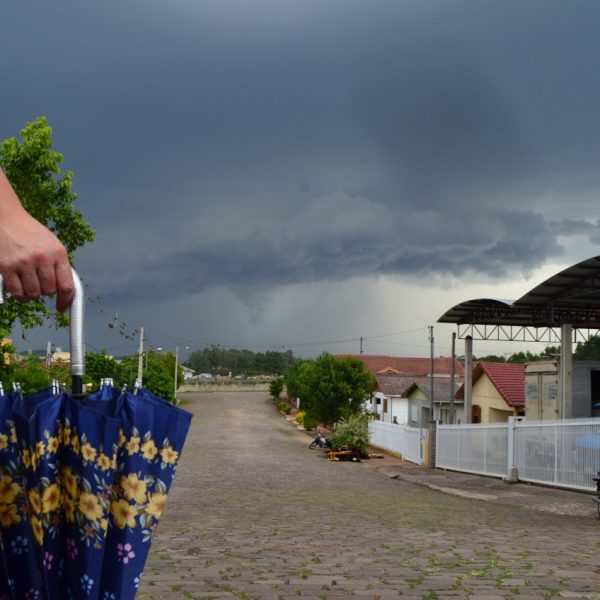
472, 405, 481, 424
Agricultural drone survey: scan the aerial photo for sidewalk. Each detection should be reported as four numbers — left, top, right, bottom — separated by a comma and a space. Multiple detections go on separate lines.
299, 419, 598, 519
363, 452, 598, 518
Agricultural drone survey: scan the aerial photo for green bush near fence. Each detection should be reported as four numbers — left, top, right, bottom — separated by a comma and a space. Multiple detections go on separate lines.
277, 401, 291, 415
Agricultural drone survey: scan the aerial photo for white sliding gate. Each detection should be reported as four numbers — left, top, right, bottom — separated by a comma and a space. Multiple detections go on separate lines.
436, 417, 600, 492
436, 423, 508, 478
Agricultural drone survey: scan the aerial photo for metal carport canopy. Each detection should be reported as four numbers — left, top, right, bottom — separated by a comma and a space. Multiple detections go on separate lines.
438, 255, 600, 329
436, 255, 600, 423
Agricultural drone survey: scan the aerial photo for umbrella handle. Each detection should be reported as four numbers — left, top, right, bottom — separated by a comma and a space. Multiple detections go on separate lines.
0, 268, 85, 395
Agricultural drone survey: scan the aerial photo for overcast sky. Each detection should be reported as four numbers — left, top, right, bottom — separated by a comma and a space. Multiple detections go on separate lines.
3, 0, 600, 361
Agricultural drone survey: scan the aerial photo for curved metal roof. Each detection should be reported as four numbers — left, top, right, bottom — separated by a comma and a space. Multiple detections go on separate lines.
438, 256, 600, 328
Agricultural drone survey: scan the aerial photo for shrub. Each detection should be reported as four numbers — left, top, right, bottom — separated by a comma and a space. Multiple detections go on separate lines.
295, 411, 306, 425
330, 413, 371, 453
301, 414, 318, 431
269, 377, 285, 400
277, 401, 291, 415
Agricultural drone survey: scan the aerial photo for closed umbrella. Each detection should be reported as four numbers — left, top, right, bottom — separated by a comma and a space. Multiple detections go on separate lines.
0, 270, 191, 599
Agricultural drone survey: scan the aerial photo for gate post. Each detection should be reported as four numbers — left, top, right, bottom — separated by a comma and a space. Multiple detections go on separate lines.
428, 420, 437, 468
505, 416, 518, 483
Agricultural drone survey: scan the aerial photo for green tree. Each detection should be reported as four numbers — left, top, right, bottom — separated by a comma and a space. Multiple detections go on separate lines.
285, 353, 375, 426
0, 118, 94, 371
269, 377, 284, 400
85, 351, 121, 389
574, 336, 600, 361
118, 349, 179, 403
187, 346, 298, 377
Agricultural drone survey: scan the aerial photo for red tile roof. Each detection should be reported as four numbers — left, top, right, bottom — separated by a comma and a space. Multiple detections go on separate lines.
339, 354, 464, 377
455, 362, 525, 407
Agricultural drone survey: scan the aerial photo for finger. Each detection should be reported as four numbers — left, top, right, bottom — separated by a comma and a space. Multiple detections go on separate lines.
17, 267, 42, 301
54, 261, 74, 313
1, 271, 26, 303
36, 260, 58, 296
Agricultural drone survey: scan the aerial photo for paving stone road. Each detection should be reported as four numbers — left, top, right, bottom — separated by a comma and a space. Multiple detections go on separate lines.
138, 391, 600, 600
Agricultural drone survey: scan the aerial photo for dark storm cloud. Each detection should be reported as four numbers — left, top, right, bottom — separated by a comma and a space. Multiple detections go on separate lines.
83, 193, 564, 302
3, 0, 600, 308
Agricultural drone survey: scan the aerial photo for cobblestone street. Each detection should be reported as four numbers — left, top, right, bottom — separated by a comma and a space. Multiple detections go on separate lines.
138, 392, 600, 600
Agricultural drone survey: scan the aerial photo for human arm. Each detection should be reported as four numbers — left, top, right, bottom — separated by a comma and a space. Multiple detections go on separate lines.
0, 169, 74, 312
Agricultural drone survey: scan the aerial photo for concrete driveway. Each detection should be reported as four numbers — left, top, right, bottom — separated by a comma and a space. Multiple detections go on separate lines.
138, 391, 600, 600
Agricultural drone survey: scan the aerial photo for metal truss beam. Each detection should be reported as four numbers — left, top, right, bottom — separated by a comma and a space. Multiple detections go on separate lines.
456, 324, 600, 343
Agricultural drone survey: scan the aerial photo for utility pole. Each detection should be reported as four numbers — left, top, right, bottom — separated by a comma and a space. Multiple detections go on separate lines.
174, 343, 179, 402
46, 341, 53, 367
429, 326, 434, 420
360, 336, 364, 354
137, 327, 145, 386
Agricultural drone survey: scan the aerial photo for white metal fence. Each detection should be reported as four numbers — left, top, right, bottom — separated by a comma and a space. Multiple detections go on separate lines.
436, 417, 600, 492
514, 418, 600, 491
436, 423, 508, 478
369, 421, 425, 465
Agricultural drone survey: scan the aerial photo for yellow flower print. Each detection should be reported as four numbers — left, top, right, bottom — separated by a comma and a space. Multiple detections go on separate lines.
9, 427, 16, 444
118, 428, 126, 447
21, 449, 31, 469
28, 489, 42, 515
46, 436, 59, 454
42, 483, 61, 514
141, 439, 158, 461
63, 427, 71, 445
71, 435, 80, 455
79, 492, 103, 521
0, 475, 20, 504
145, 492, 168, 519
63, 495, 75, 523
0, 433, 8, 450
111, 456, 117, 470
110, 499, 137, 529
61, 467, 78, 499
81, 442, 97, 462
99, 517, 108, 531
125, 436, 140, 455
97, 453, 112, 471
36, 441, 45, 458
30, 451, 39, 470
31, 515, 44, 544
121, 473, 147, 504
160, 445, 179, 464
0, 503, 21, 528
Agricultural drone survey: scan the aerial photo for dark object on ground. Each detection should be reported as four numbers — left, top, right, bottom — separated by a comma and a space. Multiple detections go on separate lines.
309, 430, 332, 449
593, 470, 600, 517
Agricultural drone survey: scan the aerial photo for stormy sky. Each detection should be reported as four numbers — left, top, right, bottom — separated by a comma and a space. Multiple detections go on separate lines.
3, 0, 600, 360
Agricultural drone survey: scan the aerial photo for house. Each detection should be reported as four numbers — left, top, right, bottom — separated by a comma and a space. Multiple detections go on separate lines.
403, 378, 465, 426
455, 362, 525, 423
372, 374, 430, 423
1, 338, 12, 364
343, 355, 464, 424
340, 354, 464, 378
181, 366, 197, 380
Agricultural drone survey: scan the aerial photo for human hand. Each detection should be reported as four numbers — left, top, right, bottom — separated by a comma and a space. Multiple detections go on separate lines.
0, 172, 74, 312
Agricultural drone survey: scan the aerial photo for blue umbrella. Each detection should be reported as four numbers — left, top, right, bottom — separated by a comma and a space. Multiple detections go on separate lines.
0, 270, 192, 600
86, 382, 191, 599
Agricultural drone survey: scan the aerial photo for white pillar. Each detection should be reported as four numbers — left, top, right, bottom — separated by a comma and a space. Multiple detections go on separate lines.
464, 336, 473, 424
559, 324, 573, 419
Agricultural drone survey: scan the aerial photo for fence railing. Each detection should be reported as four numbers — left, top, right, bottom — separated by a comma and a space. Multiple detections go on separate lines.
436, 423, 508, 478
514, 418, 600, 491
436, 417, 600, 492
369, 421, 425, 465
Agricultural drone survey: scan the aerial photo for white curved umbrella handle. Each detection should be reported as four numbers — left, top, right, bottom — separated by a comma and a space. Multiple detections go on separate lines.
0, 268, 85, 394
